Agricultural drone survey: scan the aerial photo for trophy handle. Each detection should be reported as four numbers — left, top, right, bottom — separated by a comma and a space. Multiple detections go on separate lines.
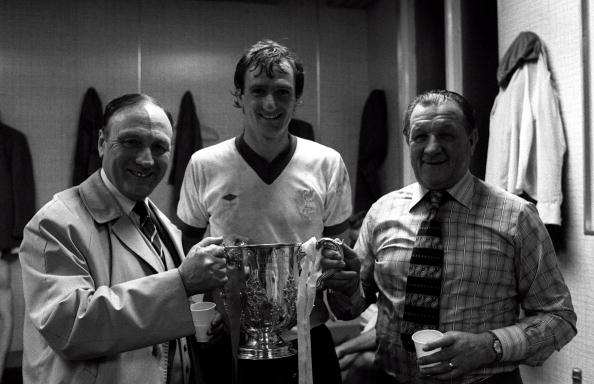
315, 237, 344, 289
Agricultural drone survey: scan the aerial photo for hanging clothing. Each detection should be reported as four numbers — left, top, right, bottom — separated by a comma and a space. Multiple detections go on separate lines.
72, 87, 103, 186
288, 118, 315, 141
486, 32, 566, 225
169, 91, 203, 203
0, 122, 35, 252
354, 89, 387, 213
496, 31, 542, 88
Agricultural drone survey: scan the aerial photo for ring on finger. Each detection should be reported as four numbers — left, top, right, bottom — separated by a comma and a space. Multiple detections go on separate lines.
448, 361, 455, 370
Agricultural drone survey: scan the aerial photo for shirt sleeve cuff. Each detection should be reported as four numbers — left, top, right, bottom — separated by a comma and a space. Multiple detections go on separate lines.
325, 282, 367, 320
491, 325, 528, 362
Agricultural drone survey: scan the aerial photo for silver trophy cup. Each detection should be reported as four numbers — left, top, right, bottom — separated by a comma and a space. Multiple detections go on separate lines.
222, 243, 303, 360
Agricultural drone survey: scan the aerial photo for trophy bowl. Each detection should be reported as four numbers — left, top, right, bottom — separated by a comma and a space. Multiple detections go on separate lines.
223, 243, 303, 360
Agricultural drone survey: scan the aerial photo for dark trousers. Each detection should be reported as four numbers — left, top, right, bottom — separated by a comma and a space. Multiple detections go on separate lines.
196, 324, 341, 384
376, 368, 523, 384
478, 369, 523, 384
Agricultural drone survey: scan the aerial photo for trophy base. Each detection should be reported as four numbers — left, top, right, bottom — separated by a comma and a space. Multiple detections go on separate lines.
237, 331, 297, 360
238, 344, 297, 360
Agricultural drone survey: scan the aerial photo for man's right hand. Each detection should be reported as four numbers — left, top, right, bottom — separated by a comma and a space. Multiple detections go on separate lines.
178, 236, 228, 295
321, 242, 361, 296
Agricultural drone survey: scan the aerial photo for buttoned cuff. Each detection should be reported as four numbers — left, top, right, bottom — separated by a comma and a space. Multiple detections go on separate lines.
326, 282, 367, 320
491, 325, 528, 362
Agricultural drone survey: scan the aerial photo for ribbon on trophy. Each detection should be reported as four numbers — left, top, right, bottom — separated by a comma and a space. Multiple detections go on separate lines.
296, 237, 323, 384
296, 237, 343, 384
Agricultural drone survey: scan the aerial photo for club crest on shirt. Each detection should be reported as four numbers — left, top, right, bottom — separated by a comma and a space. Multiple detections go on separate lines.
300, 188, 316, 218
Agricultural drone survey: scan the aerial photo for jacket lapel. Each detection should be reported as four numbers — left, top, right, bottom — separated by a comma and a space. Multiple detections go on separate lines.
79, 171, 163, 273
111, 216, 164, 273
149, 200, 185, 266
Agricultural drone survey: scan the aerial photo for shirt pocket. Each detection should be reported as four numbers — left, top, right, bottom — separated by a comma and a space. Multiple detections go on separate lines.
374, 245, 409, 293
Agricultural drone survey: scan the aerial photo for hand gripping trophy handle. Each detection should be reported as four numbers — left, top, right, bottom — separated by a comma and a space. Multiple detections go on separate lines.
315, 237, 344, 290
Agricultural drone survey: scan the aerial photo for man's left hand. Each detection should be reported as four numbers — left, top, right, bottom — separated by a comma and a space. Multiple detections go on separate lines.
416, 331, 496, 379
205, 310, 226, 343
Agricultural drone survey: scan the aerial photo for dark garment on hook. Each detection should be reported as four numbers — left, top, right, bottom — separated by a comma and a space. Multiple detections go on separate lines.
169, 91, 203, 203
497, 31, 542, 87
288, 118, 315, 141
0, 122, 36, 251
354, 89, 387, 213
72, 87, 103, 185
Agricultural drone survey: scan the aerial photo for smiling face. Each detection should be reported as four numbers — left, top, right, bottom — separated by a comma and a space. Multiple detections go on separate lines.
98, 101, 172, 201
239, 60, 298, 142
408, 100, 477, 190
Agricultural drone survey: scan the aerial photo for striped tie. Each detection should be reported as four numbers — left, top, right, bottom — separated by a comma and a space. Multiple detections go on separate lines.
401, 190, 446, 352
133, 202, 164, 265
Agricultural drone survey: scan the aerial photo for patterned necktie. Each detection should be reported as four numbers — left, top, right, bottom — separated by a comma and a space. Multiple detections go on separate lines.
401, 190, 446, 352
133, 202, 164, 266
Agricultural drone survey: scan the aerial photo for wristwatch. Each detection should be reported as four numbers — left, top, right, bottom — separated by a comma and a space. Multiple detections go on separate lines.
488, 331, 503, 362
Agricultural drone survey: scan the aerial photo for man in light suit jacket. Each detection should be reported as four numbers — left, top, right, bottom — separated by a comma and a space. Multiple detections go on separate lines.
19, 94, 228, 384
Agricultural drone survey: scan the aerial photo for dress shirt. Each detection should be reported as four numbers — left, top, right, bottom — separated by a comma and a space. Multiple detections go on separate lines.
353, 171, 576, 383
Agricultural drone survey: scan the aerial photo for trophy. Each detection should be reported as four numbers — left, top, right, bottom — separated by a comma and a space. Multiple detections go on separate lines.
221, 238, 343, 361
222, 243, 303, 360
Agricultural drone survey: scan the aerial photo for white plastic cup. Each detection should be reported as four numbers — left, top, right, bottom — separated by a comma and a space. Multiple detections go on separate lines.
412, 329, 444, 368
190, 301, 216, 342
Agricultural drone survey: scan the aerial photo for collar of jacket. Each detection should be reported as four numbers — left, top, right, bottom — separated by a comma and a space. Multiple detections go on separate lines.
79, 170, 126, 224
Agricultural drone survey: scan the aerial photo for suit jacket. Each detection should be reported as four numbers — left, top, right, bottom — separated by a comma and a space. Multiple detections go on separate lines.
0, 122, 35, 251
19, 171, 199, 384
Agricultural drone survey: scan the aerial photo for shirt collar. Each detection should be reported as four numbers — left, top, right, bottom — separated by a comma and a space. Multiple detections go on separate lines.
410, 171, 474, 211
235, 133, 297, 185
100, 169, 139, 216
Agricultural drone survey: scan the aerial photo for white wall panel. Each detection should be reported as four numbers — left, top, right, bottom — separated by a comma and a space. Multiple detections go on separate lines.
497, 0, 593, 382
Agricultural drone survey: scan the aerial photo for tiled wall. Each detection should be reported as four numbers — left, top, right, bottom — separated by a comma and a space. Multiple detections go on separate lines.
0, 0, 370, 358
498, 0, 594, 382
0, 0, 369, 219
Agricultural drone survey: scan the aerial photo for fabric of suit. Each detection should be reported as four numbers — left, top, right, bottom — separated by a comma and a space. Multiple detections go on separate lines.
0, 122, 35, 251
19, 171, 200, 384
354, 89, 387, 213
72, 87, 103, 186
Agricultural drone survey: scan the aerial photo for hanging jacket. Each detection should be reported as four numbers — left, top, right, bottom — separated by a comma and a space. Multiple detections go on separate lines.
72, 87, 103, 186
486, 32, 566, 225
0, 122, 35, 251
169, 91, 203, 203
288, 118, 315, 141
354, 89, 387, 213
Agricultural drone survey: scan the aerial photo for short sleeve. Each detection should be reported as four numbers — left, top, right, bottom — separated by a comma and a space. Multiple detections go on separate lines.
323, 155, 352, 230
176, 154, 209, 229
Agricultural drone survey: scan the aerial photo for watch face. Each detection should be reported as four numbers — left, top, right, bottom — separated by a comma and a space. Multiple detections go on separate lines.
494, 339, 503, 356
